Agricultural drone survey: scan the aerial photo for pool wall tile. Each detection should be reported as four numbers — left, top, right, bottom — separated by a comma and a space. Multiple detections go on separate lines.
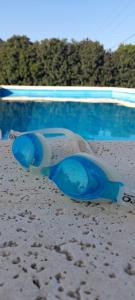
112, 91, 135, 103
0, 86, 135, 104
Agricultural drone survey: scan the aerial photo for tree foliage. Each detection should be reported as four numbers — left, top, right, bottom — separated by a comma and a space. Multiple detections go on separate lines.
0, 35, 135, 87
112, 44, 135, 87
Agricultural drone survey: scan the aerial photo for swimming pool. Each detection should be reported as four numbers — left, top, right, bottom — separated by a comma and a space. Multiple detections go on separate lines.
0, 100, 135, 140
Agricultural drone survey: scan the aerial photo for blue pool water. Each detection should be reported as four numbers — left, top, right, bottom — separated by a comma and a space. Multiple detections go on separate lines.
0, 101, 135, 140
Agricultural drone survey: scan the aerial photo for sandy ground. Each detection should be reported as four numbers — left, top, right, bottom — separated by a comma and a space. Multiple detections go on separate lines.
0, 140, 135, 300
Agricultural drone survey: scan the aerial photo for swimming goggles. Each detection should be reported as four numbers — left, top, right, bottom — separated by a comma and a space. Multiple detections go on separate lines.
12, 128, 135, 206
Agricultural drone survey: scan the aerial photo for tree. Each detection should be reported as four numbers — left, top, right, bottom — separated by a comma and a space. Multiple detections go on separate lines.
78, 39, 105, 86
0, 35, 135, 87
113, 44, 135, 87
39, 38, 69, 85
0, 35, 35, 85
66, 40, 81, 85
102, 51, 116, 86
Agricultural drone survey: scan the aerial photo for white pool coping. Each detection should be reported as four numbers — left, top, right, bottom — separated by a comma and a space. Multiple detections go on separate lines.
1, 97, 135, 108
1, 85, 135, 93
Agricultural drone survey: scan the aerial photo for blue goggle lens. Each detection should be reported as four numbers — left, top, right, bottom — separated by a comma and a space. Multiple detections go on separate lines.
12, 134, 43, 168
50, 155, 108, 200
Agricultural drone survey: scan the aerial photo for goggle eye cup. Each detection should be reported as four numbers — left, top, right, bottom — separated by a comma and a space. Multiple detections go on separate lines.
50, 154, 108, 201
12, 133, 43, 168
